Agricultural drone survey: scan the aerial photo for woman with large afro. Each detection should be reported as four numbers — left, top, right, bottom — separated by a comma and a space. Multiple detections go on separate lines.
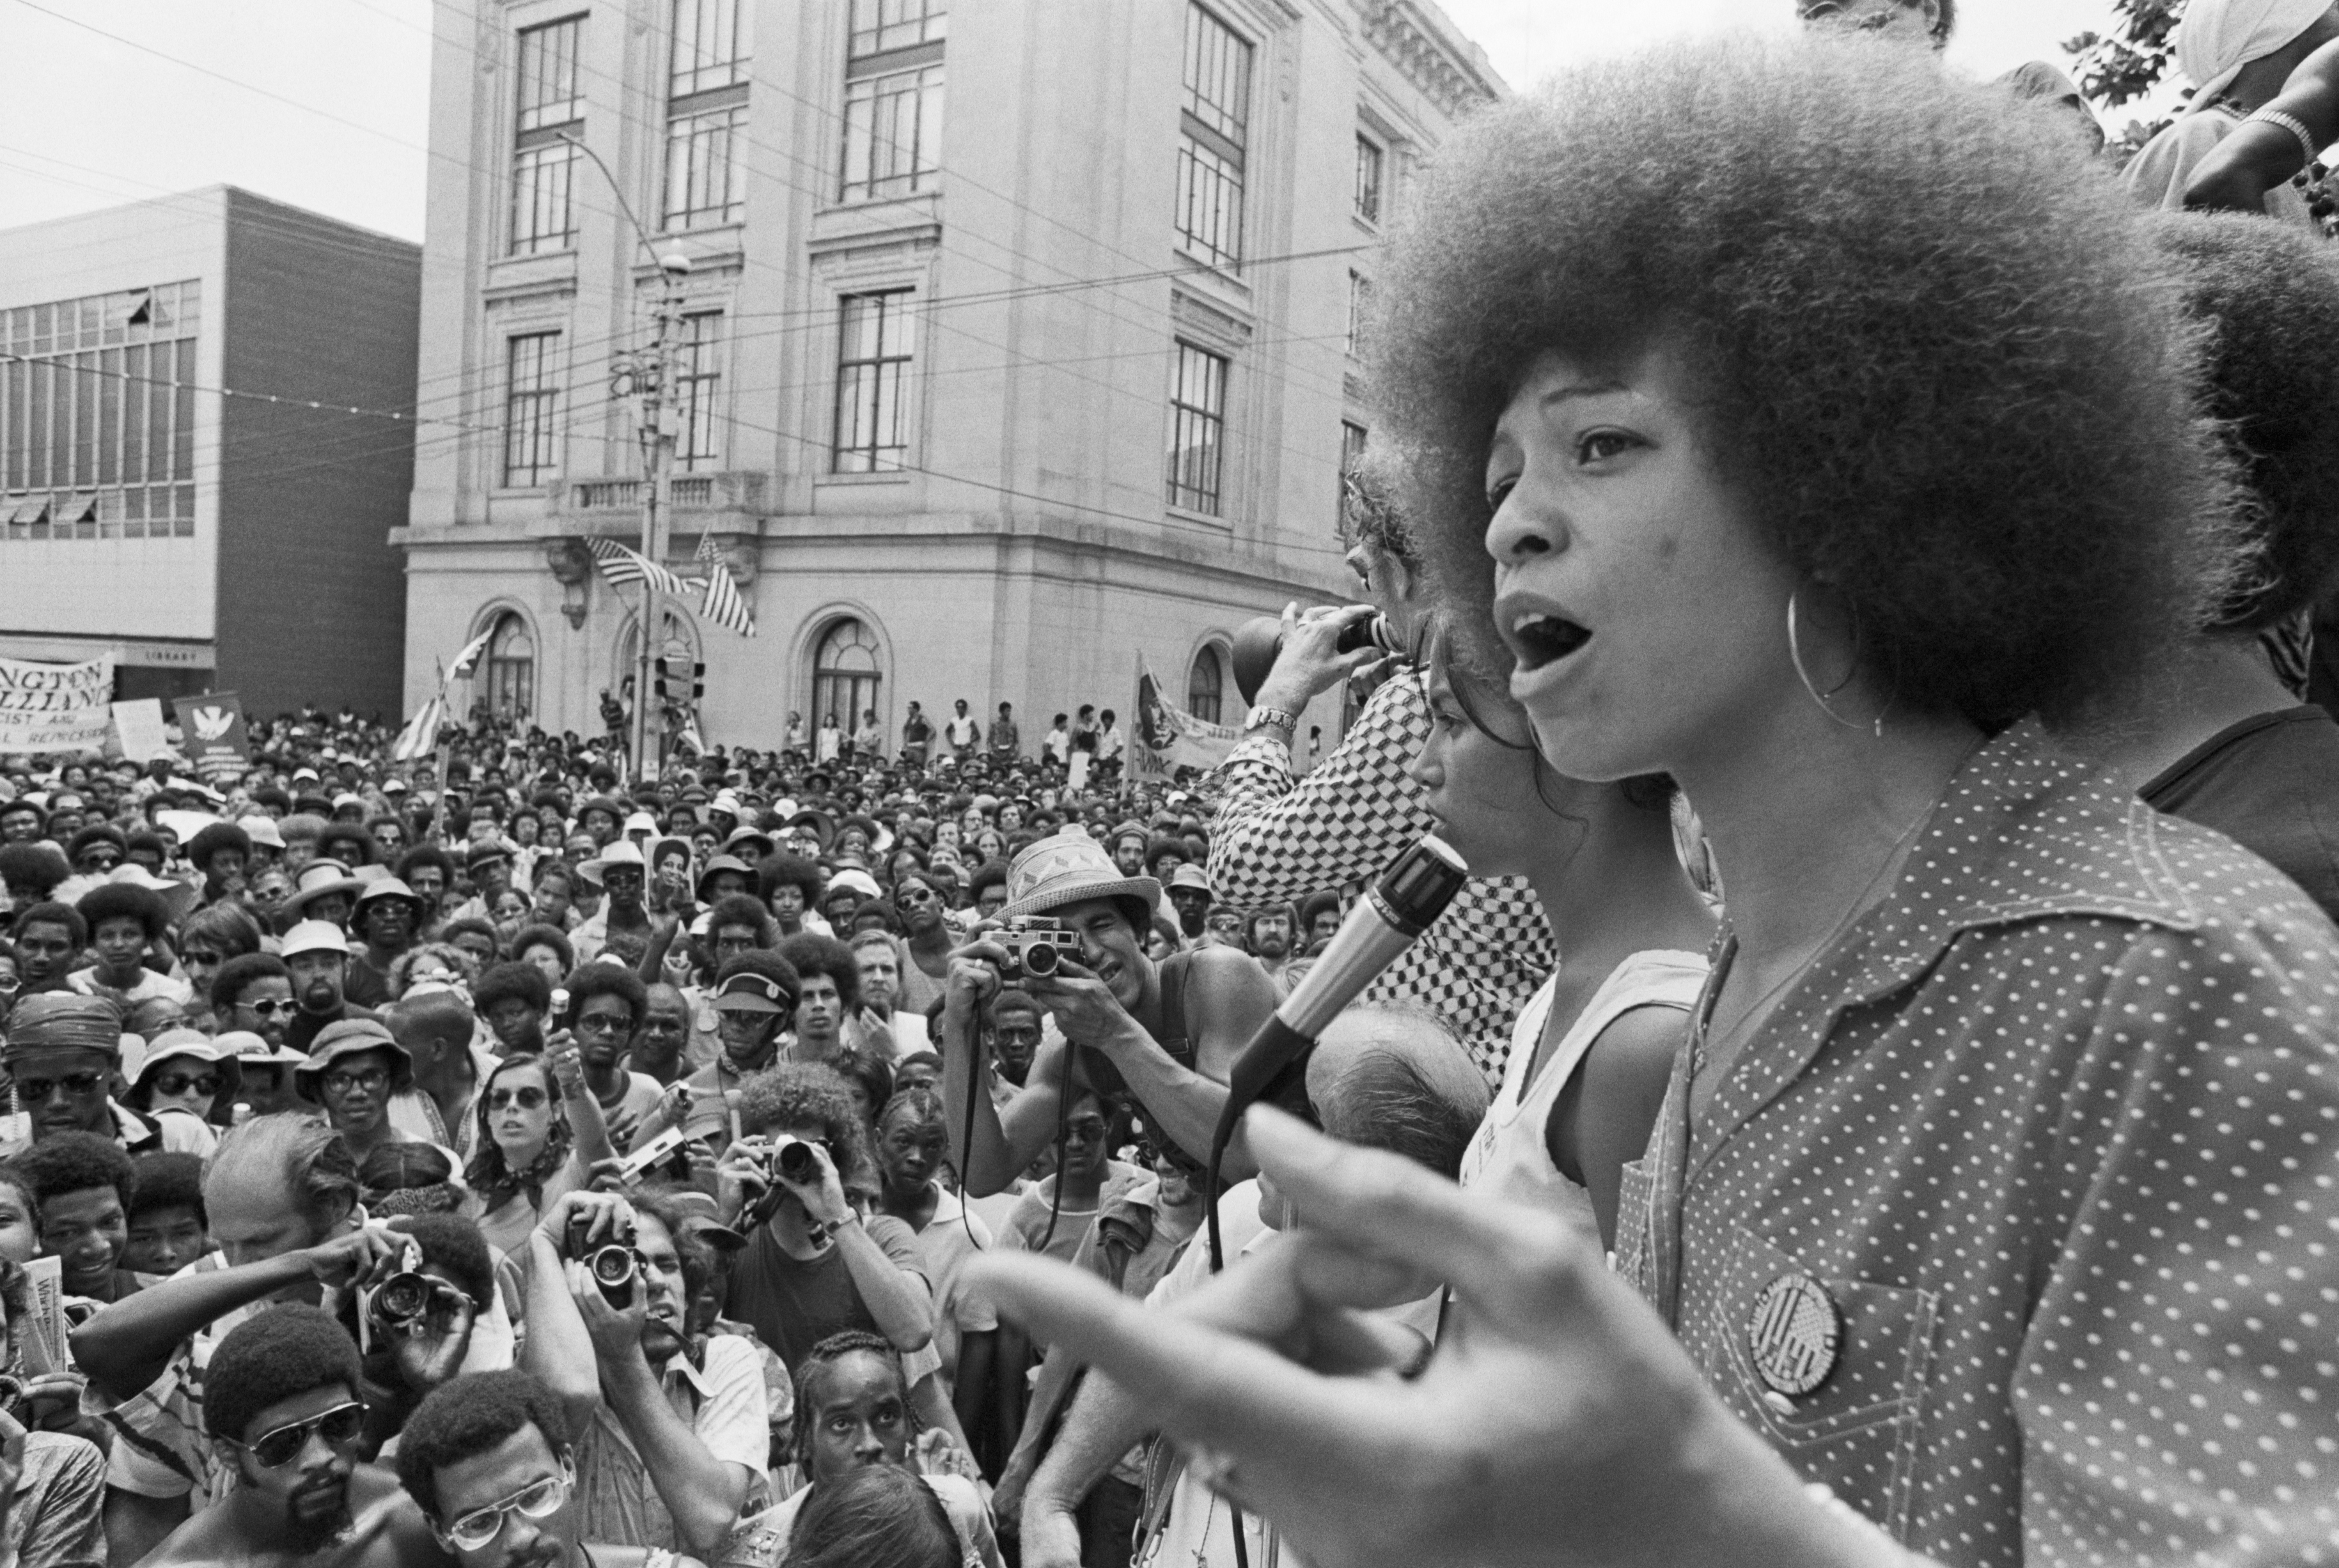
969, 32, 2339, 1568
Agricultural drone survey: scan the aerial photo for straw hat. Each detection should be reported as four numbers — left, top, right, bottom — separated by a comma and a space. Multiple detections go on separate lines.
998, 832, 1161, 929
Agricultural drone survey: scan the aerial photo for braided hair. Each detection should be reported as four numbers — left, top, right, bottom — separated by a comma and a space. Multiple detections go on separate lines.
789, 1330, 915, 1471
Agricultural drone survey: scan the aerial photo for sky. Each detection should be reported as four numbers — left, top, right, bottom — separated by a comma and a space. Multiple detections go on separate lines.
0, 0, 2154, 246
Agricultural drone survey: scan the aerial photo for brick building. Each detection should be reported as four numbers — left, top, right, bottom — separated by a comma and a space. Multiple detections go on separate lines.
398, 0, 1502, 755
0, 186, 417, 715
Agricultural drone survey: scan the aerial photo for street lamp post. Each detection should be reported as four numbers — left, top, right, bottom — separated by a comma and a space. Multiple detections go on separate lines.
562, 129, 692, 786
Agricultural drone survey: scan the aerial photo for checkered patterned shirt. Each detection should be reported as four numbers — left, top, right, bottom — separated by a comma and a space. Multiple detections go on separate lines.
1206, 672, 1553, 1085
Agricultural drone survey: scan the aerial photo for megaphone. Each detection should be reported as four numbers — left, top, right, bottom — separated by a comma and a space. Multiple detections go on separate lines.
1230, 608, 1401, 705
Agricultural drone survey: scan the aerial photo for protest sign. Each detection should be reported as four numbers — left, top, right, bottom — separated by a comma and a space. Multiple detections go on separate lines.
0, 655, 114, 752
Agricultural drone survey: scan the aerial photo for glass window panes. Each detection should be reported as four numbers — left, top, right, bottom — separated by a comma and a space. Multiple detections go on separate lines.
675, 311, 724, 472
840, 65, 944, 201
517, 17, 586, 132
1175, 136, 1244, 270
1167, 341, 1228, 515
1183, 4, 1251, 144
503, 332, 561, 487
1354, 134, 1383, 222
664, 102, 747, 229
1188, 648, 1224, 724
671, 0, 751, 95
512, 143, 581, 254
833, 291, 916, 473
849, 0, 946, 59
1346, 270, 1373, 357
812, 617, 884, 733
484, 610, 536, 719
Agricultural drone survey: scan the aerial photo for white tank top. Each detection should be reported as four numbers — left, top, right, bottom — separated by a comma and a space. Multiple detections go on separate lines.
1458, 949, 1708, 1241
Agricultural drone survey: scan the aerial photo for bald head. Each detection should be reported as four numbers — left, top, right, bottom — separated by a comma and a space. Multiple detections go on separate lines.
1306, 1005, 1491, 1179
388, 987, 475, 1070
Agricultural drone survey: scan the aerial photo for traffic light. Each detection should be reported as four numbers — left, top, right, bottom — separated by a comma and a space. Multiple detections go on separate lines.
691, 661, 706, 700
652, 656, 669, 699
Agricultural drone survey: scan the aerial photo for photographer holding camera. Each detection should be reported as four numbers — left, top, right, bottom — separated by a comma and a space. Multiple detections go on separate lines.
519, 1188, 769, 1556
938, 834, 1280, 1193
345, 1213, 505, 1458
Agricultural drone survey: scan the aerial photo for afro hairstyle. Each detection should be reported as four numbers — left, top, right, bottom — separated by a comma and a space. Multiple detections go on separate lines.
733, 1060, 872, 1188
395, 1370, 574, 1521
508, 924, 575, 973
775, 932, 862, 1012
471, 960, 552, 1018
562, 959, 648, 1030
0, 844, 70, 902
758, 852, 824, 903
75, 882, 169, 942
2152, 211, 2339, 632
203, 1303, 363, 1441
126, 1150, 207, 1227
11, 1131, 136, 1209
185, 821, 252, 872
706, 893, 776, 946
1365, 33, 2238, 731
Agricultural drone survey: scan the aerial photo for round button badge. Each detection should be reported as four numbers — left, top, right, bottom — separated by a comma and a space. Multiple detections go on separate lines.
1746, 1271, 1842, 1399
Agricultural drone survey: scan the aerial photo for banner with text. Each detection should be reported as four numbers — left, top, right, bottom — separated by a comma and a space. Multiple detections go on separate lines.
1132, 656, 1239, 780
0, 655, 115, 752
173, 692, 251, 780
111, 699, 172, 763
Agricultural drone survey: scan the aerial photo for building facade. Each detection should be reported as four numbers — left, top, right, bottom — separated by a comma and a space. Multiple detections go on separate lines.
0, 187, 418, 715
398, 0, 1502, 756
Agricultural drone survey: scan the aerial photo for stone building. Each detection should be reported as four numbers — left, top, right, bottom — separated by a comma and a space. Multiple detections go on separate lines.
397, 0, 1501, 757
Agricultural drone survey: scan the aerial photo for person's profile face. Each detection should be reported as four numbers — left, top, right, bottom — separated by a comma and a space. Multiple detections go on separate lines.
1486, 349, 1792, 788
1404, 663, 1563, 880
807, 1351, 912, 1480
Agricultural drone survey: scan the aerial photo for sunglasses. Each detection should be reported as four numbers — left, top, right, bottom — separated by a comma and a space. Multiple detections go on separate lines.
573, 1013, 629, 1038
240, 998, 298, 1019
488, 1085, 549, 1111
79, 853, 121, 871
439, 1466, 572, 1551
152, 1072, 222, 1098
239, 1401, 366, 1468
16, 1073, 104, 1103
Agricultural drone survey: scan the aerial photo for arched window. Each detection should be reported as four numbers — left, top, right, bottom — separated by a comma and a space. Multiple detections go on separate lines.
1188, 644, 1225, 725
811, 617, 883, 733
482, 611, 535, 719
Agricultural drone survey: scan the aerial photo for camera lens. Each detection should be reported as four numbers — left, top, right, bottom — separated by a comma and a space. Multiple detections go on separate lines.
375, 1271, 430, 1323
1022, 940, 1060, 977
589, 1245, 637, 1287
776, 1139, 818, 1183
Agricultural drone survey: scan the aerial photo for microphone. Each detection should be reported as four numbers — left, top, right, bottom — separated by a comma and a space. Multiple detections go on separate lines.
1205, 833, 1471, 1268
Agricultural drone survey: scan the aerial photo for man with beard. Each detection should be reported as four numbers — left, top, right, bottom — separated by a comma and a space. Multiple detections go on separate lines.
940, 834, 1279, 1188
395, 1369, 693, 1568
1244, 904, 1296, 986
518, 1190, 766, 1554
10, 902, 86, 997
74, 1115, 411, 1561
137, 1305, 441, 1567
283, 922, 382, 1055
345, 880, 429, 1011
572, 842, 651, 967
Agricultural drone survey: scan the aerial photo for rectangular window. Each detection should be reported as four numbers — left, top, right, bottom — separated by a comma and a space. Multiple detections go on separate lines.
1176, 4, 1249, 269
833, 291, 916, 474
849, 0, 946, 58
512, 17, 586, 255
1167, 341, 1228, 515
1354, 133, 1383, 223
503, 332, 561, 487
1346, 270, 1373, 358
675, 311, 724, 472
841, 63, 944, 201
664, 0, 749, 231
1340, 417, 1368, 525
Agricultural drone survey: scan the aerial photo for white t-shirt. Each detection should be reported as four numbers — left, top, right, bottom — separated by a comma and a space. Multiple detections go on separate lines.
1457, 950, 1706, 1241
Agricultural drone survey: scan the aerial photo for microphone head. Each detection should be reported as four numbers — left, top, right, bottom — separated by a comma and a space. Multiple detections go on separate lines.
1368, 834, 1470, 936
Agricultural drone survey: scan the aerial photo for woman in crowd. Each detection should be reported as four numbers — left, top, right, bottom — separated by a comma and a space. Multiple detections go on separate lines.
120, 1029, 242, 1156
971, 33, 2339, 1568
462, 1046, 614, 1258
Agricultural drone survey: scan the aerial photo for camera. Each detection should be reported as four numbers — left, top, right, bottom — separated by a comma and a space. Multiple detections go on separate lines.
1230, 607, 1400, 704
999, 915, 1076, 980
735, 1135, 824, 1232
566, 1211, 644, 1308
370, 1270, 433, 1331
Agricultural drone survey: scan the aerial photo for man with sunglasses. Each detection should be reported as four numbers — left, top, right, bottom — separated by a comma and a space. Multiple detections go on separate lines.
398, 1369, 697, 1568
891, 871, 955, 1019
3, 991, 167, 1151
139, 1304, 442, 1568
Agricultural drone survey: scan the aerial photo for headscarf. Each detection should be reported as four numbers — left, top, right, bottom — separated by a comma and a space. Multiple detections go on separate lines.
2177, 0, 2334, 112
2, 994, 123, 1060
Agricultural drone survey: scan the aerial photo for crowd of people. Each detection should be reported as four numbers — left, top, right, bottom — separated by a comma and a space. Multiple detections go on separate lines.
1, 1, 2338, 1565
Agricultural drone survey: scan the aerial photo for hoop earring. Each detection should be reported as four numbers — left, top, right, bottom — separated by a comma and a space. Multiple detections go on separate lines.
1787, 587, 1882, 738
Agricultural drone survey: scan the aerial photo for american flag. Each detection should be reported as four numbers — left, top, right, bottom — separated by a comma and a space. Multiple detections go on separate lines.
588, 537, 689, 598
391, 694, 446, 761
694, 532, 756, 638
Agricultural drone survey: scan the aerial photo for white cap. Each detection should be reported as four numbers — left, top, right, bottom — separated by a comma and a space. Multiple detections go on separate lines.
281, 919, 352, 959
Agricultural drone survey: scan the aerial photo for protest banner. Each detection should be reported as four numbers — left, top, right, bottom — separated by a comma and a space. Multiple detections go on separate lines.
173, 692, 251, 780
1132, 656, 1239, 780
0, 654, 114, 752
111, 697, 172, 763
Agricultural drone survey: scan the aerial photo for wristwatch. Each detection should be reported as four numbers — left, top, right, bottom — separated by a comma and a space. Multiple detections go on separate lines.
1243, 706, 1300, 736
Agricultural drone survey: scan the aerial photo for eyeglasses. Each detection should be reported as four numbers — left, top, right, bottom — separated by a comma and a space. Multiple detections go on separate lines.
238, 1401, 366, 1468
439, 1467, 572, 1551
487, 1086, 549, 1111
153, 1072, 223, 1098
79, 853, 121, 871
322, 1067, 390, 1095
240, 998, 298, 1019
574, 1013, 629, 1038
16, 1073, 104, 1103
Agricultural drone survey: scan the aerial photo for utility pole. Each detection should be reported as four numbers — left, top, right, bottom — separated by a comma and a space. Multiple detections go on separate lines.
611, 252, 691, 784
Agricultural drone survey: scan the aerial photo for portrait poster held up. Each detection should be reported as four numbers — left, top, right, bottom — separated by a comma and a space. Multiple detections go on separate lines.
0, 653, 114, 753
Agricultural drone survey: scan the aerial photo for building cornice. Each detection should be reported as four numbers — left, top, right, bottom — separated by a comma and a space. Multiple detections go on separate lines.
1352, 0, 1506, 116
